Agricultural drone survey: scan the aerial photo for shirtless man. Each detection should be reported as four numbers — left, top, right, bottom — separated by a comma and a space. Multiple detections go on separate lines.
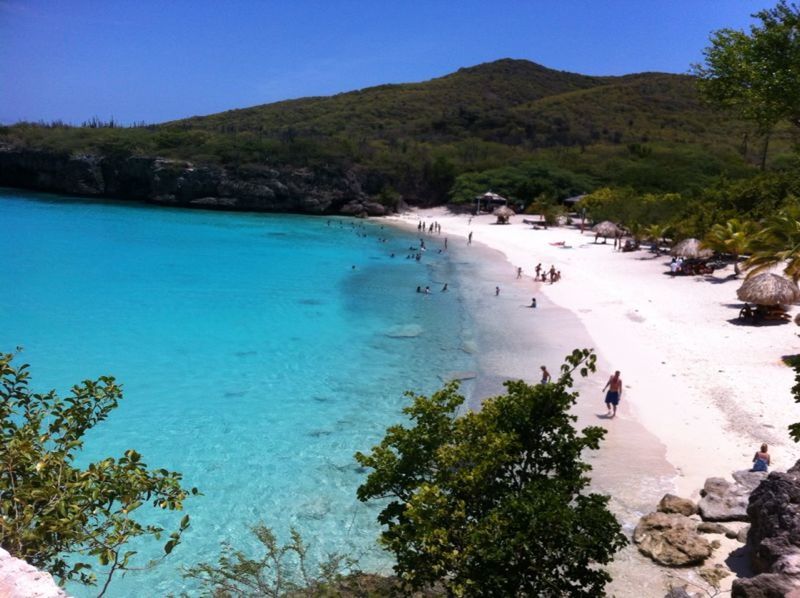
602, 371, 622, 417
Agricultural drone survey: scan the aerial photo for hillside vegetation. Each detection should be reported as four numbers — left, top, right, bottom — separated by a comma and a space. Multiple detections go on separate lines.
1, 59, 796, 204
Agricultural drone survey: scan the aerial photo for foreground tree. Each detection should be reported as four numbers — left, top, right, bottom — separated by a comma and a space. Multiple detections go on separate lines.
355, 349, 626, 597
0, 352, 197, 595
184, 524, 356, 597
693, 2, 800, 167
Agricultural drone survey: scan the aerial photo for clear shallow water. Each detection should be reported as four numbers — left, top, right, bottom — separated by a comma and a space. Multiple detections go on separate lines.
0, 189, 474, 596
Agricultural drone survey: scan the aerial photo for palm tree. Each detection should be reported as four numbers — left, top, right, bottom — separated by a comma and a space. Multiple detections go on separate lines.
642, 224, 672, 254
702, 218, 758, 276
745, 212, 800, 282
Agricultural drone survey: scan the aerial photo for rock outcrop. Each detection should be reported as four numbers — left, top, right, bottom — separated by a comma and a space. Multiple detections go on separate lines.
0, 548, 67, 597
633, 512, 713, 566
658, 493, 697, 517
732, 460, 800, 597
698, 471, 767, 522
0, 145, 376, 215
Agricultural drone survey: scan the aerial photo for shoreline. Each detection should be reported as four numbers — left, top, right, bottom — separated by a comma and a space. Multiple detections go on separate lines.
387, 211, 677, 597
385, 207, 800, 595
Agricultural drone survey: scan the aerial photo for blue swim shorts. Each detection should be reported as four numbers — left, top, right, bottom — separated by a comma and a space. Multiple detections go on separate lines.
605, 391, 620, 406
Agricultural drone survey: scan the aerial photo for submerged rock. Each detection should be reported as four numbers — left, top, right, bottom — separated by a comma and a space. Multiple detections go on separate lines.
385, 324, 424, 338
443, 371, 477, 382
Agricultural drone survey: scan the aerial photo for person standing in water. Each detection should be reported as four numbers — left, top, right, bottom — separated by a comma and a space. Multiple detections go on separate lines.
602, 370, 622, 418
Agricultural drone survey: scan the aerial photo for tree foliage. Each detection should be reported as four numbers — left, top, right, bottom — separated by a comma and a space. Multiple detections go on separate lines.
0, 352, 197, 594
745, 208, 800, 282
355, 349, 626, 597
183, 524, 357, 598
448, 161, 594, 206
790, 355, 800, 443
703, 218, 759, 275
694, 2, 800, 132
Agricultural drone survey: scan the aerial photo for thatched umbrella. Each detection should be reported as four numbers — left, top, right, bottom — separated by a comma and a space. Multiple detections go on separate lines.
671, 238, 712, 259
737, 273, 800, 306
493, 205, 515, 224
592, 220, 621, 238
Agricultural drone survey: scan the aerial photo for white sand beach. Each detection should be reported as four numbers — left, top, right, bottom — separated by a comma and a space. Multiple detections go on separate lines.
387, 207, 800, 595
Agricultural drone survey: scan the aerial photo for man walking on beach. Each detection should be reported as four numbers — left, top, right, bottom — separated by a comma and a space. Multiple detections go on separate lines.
602, 371, 622, 417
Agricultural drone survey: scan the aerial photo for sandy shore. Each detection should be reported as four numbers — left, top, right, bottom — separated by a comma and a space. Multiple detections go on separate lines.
386, 206, 800, 594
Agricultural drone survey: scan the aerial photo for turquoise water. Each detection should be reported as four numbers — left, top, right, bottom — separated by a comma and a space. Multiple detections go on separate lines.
0, 189, 475, 596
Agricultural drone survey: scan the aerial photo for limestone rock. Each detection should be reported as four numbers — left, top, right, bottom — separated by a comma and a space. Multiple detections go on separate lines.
697, 522, 730, 535
339, 200, 365, 216
700, 477, 730, 498
699, 564, 731, 589
698, 473, 765, 522
0, 548, 67, 597
658, 493, 697, 516
633, 512, 713, 566
664, 586, 699, 598
733, 469, 769, 493
737, 525, 750, 543
362, 201, 387, 216
731, 461, 800, 597
731, 572, 800, 597
0, 145, 369, 216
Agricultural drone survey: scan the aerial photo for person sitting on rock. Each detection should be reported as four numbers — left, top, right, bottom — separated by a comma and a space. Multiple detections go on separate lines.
751, 443, 771, 472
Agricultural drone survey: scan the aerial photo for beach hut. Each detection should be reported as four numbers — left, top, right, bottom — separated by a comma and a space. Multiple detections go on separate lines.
671, 238, 712, 259
591, 220, 620, 243
493, 205, 515, 224
736, 273, 800, 306
475, 191, 507, 213
562, 194, 586, 207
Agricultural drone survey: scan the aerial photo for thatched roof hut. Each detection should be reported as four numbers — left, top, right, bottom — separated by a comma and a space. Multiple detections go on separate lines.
736, 273, 800, 306
493, 205, 515, 224
671, 238, 712, 259
592, 221, 620, 238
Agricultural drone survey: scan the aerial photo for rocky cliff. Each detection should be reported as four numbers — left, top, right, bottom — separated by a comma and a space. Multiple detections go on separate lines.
0, 145, 389, 216
0, 548, 67, 598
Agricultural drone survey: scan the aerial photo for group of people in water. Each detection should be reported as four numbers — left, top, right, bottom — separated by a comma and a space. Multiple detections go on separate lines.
416, 284, 448, 294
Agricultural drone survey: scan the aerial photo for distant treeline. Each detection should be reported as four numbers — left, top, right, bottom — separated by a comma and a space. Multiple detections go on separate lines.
1, 59, 796, 213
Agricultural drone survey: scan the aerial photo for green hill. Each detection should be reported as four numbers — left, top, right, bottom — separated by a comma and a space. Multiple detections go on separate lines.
1, 58, 794, 205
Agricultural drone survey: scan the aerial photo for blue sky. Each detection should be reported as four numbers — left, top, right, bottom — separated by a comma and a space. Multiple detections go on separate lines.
0, 0, 774, 125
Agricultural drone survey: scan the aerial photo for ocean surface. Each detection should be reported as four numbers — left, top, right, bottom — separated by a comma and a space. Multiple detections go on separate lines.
0, 189, 476, 596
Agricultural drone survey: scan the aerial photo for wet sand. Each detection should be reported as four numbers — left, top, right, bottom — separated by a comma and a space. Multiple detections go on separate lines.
421, 232, 677, 596
388, 207, 800, 595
